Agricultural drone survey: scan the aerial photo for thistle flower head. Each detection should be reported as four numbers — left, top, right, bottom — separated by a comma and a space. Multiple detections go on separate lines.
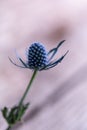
26, 42, 48, 70
9, 40, 68, 71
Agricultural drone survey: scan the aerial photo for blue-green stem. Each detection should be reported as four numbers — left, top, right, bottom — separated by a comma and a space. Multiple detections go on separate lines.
19, 69, 38, 107
6, 70, 38, 130
16, 69, 38, 122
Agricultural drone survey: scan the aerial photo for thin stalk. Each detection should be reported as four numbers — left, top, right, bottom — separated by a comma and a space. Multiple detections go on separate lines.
18, 69, 37, 107
6, 70, 37, 130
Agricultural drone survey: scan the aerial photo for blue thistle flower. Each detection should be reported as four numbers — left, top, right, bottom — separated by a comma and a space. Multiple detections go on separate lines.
9, 40, 68, 71
26, 43, 48, 70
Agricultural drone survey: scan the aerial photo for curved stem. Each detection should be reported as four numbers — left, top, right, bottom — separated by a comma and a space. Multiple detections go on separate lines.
19, 69, 38, 107
6, 70, 38, 130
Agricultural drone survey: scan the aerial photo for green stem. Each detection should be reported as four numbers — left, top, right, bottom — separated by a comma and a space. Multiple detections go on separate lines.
19, 69, 37, 107
6, 70, 37, 130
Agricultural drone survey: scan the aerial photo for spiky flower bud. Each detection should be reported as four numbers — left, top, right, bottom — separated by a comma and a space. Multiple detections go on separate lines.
26, 42, 48, 70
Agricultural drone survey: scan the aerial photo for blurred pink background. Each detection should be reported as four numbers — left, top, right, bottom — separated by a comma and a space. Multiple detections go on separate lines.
0, 0, 87, 130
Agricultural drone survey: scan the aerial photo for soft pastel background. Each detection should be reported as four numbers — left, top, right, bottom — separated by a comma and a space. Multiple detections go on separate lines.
0, 0, 87, 130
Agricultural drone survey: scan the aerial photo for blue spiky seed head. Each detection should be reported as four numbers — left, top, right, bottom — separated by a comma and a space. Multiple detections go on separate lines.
26, 42, 48, 70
